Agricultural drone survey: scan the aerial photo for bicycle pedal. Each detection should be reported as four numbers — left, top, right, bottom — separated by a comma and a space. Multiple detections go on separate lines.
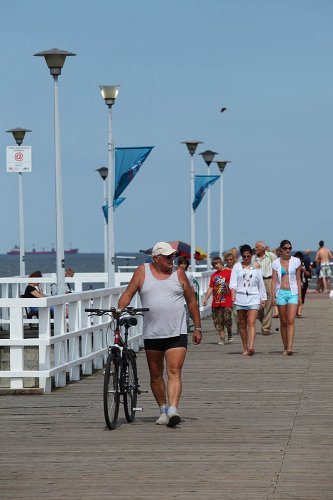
133, 407, 143, 412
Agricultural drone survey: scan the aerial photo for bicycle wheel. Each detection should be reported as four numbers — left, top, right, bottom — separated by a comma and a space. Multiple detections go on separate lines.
104, 352, 120, 430
123, 352, 138, 423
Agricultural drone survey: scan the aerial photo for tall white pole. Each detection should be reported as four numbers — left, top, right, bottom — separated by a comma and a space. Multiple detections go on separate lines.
207, 164, 211, 270
219, 174, 224, 259
107, 106, 115, 287
103, 180, 108, 274
18, 173, 25, 276
190, 155, 196, 272
53, 75, 65, 295
216, 160, 230, 261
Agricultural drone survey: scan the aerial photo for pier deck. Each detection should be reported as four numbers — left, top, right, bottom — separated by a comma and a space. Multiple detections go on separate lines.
0, 294, 332, 499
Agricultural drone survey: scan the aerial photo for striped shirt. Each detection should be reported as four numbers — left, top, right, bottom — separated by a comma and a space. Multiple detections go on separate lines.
252, 252, 277, 278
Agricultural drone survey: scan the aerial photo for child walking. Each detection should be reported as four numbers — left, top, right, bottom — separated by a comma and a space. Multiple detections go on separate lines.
203, 256, 233, 344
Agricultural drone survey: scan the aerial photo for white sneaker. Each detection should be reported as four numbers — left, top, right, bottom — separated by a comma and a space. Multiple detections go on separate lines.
155, 413, 169, 425
167, 411, 181, 427
228, 337, 234, 343
217, 341, 225, 345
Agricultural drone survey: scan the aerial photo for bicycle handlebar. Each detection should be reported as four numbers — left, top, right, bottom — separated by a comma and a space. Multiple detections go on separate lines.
85, 307, 149, 316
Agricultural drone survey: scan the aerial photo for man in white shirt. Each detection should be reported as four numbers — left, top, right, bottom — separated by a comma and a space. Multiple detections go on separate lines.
51, 268, 75, 295
252, 241, 277, 335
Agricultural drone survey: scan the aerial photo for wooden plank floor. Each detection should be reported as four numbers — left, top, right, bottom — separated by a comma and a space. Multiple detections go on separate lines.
1, 295, 332, 499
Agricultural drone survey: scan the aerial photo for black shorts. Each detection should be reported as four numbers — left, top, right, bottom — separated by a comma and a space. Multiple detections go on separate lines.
144, 334, 188, 352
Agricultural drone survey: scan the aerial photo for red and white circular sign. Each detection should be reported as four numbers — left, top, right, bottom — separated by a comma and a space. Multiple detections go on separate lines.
14, 152, 24, 161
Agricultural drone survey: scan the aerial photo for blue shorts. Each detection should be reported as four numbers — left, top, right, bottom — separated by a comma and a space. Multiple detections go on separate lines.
235, 304, 260, 311
276, 289, 298, 306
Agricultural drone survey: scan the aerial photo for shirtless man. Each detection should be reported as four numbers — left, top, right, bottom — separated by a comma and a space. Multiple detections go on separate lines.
316, 240, 333, 292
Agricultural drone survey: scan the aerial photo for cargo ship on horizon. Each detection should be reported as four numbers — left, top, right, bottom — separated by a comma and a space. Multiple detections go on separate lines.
7, 245, 79, 256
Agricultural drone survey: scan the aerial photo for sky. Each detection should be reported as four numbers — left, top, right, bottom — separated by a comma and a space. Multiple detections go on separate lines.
0, 0, 332, 255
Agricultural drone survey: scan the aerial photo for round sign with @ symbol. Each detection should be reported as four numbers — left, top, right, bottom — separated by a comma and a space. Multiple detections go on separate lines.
14, 152, 24, 161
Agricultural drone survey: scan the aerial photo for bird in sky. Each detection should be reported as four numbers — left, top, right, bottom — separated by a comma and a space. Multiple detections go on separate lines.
220, 107, 227, 113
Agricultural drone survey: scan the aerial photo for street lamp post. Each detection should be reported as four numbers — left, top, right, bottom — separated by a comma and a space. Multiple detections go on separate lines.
34, 48, 76, 295
181, 140, 202, 272
199, 150, 218, 269
96, 167, 108, 273
215, 160, 231, 259
6, 127, 31, 277
99, 85, 120, 288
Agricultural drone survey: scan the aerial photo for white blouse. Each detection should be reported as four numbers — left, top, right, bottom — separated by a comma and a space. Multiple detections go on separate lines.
272, 256, 301, 296
230, 263, 267, 306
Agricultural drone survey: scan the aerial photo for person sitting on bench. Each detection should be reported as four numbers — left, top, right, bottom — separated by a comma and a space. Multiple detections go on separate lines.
23, 271, 46, 317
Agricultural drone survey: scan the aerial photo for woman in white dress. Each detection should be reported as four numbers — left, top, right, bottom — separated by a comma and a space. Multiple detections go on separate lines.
230, 244, 267, 356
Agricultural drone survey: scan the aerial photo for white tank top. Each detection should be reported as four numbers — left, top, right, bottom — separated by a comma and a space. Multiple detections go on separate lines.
139, 263, 187, 339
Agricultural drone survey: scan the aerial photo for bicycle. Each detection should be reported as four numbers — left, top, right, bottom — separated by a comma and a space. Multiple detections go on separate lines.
85, 306, 149, 430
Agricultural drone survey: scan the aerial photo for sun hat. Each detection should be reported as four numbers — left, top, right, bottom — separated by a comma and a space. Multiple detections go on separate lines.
151, 242, 177, 257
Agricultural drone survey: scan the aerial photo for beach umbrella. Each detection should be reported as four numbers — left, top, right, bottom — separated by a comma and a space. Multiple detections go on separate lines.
195, 246, 208, 261
140, 241, 207, 260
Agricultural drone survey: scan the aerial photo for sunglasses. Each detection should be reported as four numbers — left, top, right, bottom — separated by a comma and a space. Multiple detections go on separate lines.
282, 246, 292, 250
160, 254, 175, 260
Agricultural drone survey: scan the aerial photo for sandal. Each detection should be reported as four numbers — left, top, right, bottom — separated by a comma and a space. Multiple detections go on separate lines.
287, 350, 294, 356
248, 348, 255, 356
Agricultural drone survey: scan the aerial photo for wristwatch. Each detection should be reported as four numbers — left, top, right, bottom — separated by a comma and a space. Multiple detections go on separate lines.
194, 327, 202, 332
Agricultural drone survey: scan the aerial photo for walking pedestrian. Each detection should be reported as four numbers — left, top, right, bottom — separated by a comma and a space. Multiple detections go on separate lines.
118, 242, 202, 427
252, 241, 277, 335
271, 239, 301, 356
294, 251, 312, 318
203, 256, 233, 344
224, 251, 240, 336
230, 244, 267, 356
177, 255, 195, 332
315, 240, 332, 293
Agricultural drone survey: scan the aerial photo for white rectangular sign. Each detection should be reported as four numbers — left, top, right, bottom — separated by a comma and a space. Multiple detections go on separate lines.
6, 146, 32, 173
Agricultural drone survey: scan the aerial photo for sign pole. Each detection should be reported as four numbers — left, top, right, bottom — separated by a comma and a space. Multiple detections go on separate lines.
6, 145, 32, 278
18, 173, 25, 276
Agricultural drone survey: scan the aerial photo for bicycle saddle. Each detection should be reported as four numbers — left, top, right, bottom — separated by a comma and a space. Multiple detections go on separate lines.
119, 315, 137, 327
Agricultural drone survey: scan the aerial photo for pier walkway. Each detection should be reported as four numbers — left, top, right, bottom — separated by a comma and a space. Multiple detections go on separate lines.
0, 294, 332, 499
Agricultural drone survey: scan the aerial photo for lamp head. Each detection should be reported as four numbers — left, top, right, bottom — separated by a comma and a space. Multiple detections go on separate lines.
34, 48, 76, 76
215, 160, 231, 173
199, 150, 218, 166
96, 167, 108, 180
6, 127, 32, 146
181, 140, 203, 156
99, 85, 120, 107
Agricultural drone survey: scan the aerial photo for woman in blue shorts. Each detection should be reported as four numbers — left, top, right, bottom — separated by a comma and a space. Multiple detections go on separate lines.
271, 240, 302, 356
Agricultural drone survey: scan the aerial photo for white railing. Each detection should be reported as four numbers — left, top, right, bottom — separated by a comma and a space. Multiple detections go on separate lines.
0, 286, 146, 393
0, 272, 133, 298
0, 270, 213, 393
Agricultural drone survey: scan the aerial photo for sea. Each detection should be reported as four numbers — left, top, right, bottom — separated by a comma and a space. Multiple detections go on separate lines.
0, 252, 150, 278
0, 250, 319, 279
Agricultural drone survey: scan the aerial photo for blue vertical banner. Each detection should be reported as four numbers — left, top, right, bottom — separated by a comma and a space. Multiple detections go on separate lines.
193, 175, 219, 211
114, 146, 153, 201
